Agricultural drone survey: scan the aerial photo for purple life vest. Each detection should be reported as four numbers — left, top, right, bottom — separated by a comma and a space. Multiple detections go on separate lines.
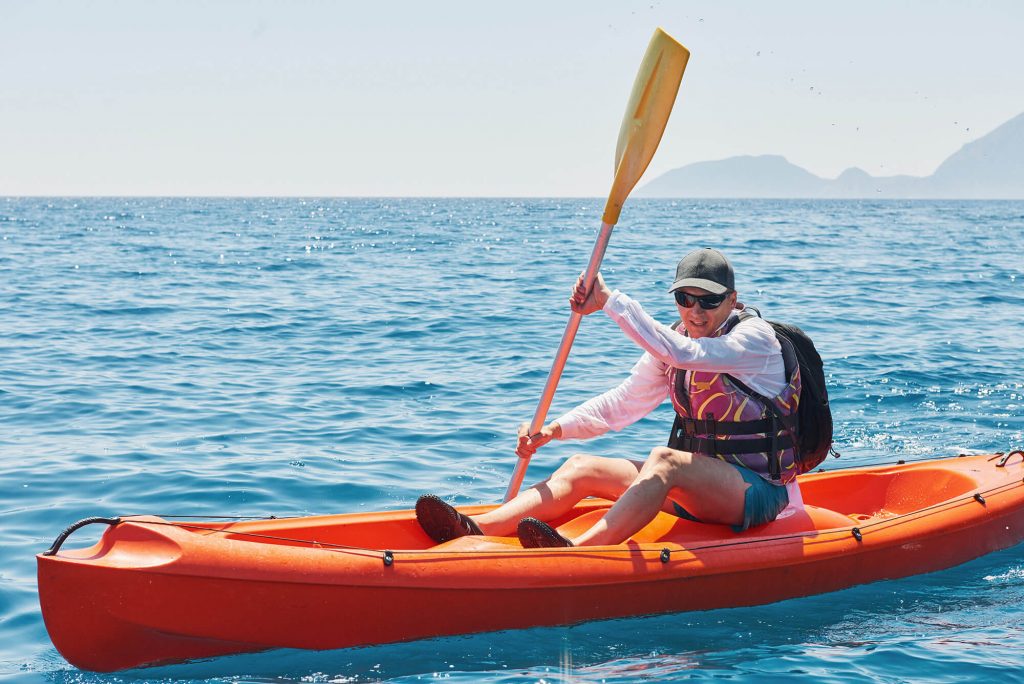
666, 312, 802, 484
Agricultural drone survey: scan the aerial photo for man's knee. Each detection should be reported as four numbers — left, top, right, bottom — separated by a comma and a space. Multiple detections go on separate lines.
556, 453, 600, 479
646, 446, 690, 472
553, 453, 613, 491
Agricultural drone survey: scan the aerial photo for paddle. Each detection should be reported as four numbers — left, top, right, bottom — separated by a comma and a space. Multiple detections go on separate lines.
504, 28, 690, 501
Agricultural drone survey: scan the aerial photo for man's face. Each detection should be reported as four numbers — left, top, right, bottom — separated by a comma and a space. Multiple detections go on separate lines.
676, 287, 736, 339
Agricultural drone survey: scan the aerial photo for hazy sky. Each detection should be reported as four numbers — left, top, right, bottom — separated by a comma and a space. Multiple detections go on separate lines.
2, 1, 1022, 196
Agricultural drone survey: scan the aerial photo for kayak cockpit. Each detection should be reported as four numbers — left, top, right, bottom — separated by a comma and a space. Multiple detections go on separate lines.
128, 463, 983, 554
799, 466, 980, 519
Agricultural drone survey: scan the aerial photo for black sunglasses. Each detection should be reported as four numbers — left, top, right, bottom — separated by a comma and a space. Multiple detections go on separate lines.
674, 290, 730, 310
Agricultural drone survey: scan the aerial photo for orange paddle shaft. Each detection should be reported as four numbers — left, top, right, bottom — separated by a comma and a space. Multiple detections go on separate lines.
504, 221, 614, 502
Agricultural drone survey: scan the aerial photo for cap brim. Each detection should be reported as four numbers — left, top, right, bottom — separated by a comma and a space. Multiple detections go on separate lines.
668, 278, 730, 295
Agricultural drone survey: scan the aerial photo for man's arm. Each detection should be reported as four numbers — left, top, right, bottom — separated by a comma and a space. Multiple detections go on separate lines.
553, 352, 671, 441
603, 291, 780, 375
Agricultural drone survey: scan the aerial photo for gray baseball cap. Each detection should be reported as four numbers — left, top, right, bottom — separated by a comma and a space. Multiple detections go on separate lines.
667, 248, 735, 295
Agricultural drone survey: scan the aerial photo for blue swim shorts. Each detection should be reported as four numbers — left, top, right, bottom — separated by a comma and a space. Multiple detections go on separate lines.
671, 463, 790, 533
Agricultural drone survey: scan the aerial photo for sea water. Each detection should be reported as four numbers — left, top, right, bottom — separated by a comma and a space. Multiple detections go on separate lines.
1, 197, 1022, 683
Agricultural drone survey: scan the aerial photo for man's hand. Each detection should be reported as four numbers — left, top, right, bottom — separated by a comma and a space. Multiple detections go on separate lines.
569, 272, 612, 316
516, 421, 562, 458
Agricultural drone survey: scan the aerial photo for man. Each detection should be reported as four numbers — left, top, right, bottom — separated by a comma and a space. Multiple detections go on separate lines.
417, 248, 801, 548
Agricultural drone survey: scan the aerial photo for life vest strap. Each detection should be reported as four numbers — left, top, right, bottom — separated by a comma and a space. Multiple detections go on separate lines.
677, 414, 797, 437
669, 432, 796, 457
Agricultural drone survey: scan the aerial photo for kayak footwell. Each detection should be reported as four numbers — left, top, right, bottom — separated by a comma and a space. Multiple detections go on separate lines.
37, 452, 1024, 672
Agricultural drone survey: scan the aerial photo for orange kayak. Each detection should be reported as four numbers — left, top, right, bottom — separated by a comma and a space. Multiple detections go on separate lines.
38, 451, 1024, 672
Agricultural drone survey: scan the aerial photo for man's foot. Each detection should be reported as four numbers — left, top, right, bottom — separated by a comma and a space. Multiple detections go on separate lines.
517, 517, 574, 548
415, 494, 484, 543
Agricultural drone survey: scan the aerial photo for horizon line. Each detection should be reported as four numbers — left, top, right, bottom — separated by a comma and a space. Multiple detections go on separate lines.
4, 195, 1024, 202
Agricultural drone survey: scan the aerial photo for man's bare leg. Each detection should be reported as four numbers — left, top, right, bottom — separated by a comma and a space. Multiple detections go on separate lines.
571, 447, 749, 546
472, 454, 642, 536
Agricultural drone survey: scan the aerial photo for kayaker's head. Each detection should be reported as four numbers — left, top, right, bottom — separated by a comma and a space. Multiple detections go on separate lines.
669, 248, 736, 339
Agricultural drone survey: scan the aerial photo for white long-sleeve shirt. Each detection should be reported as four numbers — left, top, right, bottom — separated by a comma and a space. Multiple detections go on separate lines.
554, 290, 786, 441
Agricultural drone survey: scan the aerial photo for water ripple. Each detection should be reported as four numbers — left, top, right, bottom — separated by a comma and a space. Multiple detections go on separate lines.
1, 198, 1022, 681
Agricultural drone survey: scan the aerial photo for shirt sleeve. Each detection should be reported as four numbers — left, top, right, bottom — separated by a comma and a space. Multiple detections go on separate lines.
602, 290, 776, 371
553, 352, 671, 441
602, 290, 786, 397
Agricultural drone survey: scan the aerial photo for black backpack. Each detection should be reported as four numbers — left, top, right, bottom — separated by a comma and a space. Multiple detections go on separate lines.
739, 309, 835, 473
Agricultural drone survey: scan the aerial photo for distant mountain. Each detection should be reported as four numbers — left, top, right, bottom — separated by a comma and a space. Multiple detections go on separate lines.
637, 111, 1024, 199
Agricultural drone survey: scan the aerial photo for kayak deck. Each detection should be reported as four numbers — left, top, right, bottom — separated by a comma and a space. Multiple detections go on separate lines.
37, 452, 1024, 672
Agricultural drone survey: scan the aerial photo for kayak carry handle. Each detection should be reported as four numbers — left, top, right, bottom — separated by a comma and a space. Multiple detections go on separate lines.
997, 451, 1024, 468
43, 517, 122, 556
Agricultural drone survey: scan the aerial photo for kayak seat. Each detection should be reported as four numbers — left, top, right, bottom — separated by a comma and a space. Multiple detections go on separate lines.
556, 505, 860, 544
555, 509, 736, 544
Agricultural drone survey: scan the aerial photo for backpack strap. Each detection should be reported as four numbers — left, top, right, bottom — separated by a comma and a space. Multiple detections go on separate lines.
739, 306, 761, 321
722, 310, 795, 481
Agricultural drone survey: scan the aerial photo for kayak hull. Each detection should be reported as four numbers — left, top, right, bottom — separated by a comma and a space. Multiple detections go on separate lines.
37, 452, 1024, 672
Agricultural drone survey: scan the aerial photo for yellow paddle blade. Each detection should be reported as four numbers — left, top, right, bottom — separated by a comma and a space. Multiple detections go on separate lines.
603, 28, 690, 226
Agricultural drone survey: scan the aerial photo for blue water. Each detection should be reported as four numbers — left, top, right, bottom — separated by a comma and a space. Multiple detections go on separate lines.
1, 197, 1023, 683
